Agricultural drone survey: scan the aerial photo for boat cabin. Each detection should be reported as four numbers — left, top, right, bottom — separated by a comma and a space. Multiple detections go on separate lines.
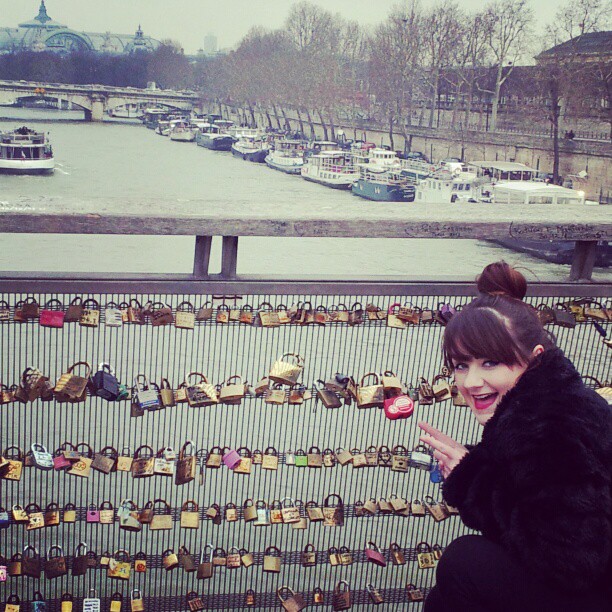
492, 182, 585, 205
470, 161, 538, 182
0, 129, 52, 160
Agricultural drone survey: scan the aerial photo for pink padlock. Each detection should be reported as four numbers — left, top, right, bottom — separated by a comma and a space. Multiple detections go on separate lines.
53, 452, 72, 471
0, 564, 7, 582
384, 395, 414, 420
86, 504, 100, 523
222, 448, 241, 470
365, 541, 387, 566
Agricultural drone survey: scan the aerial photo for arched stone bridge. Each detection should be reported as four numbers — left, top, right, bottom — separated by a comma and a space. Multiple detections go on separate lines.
0, 80, 201, 120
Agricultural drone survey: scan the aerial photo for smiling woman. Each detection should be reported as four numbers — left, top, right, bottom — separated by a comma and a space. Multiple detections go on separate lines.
418, 261, 611, 612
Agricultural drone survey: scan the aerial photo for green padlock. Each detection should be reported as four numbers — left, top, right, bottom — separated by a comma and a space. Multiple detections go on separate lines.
294, 449, 308, 467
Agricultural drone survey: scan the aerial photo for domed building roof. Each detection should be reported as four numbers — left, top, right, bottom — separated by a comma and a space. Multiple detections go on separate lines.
18, 1, 66, 29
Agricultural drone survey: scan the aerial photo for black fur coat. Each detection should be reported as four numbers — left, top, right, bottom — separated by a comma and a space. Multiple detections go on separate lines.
443, 348, 611, 594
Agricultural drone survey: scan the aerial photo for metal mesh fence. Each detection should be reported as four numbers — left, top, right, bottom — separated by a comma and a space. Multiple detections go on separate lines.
1, 290, 610, 611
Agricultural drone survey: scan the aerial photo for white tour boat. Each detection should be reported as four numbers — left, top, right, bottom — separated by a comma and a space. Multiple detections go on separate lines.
301, 150, 359, 189
265, 139, 308, 174
0, 126, 54, 174
169, 121, 196, 142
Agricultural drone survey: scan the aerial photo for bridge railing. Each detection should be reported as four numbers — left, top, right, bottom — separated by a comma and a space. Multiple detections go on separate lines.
0, 198, 609, 611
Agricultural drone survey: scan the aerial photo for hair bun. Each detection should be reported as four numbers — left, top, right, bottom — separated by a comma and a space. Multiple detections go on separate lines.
477, 261, 527, 300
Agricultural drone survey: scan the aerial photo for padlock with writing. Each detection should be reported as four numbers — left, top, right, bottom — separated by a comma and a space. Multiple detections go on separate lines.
416, 542, 436, 569
406, 584, 425, 602
281, 497, 301, 523
134, 552, 147, 573
301, 543, 317, 567
339, 546, 353, 566
134, 374, 161, 411
25, 503, 45, 531
306, 500, 324, 522
186, 592, 204, 612
253, 499, 270, 526
270, 499, 283, 524
390, 542, 406, 565
333, 581, 351, 611
328, 547, 341, 566
367, 584, 384, 605
31, 443, 53, 470
424, 495, 448, 522
5, 595, 20, 612
212, 547, 227, 566
262, 446, 279, 470
226, 547, 241, 569
391, 445, 409, 472
323, 493, 344, 526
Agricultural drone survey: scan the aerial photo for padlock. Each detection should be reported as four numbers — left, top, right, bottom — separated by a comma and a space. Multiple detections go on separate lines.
133, 374, 161, 411
158, 378, 175, 407
351, 448, 367, 468
212, 547, 227, 566
22, 545, 42, 578
31, 592, 47, 612
45, 545, 67, 579
197, 545, 214, 579
0, 506, 9, 528
108, 550, 131, 580
307, 446, 323, 467
281, 497, 301, 523
411, 498, 426, 516
180, 500, 200, 528
133, 552, 147, 573
116, 447, 133, 472
313, 587, 325, 604
61, 594, 74, 612
376, 498, 391, 514
365, 542, 387, 566
206, 446, 223, 468
72, 542, 89, 576
153, 447, 175, 476
418, 376, 435, 404
98, 501, 115, 524
240, 548, 255, 568
277, 587, 307, 612
270, 499, 284, 524
339, 546, 353, 566
328, 547, 341, 566
265, 382, 286, 404
2, 446, 23, 481
245, 590, 256, 607
205, 503, 221, 523
424, 495, 449, 522
185, 371, 218, 406
226, 547, 241, 569
306, 500, 324, 522
354, 501, 365, 517
130, 589, 144, 612
269, 352, 305, 386
103, 299, 123, 326
86, 503, 100, 523
67, 442, 94, 478
64, 296, 83, 323
416, 542, 436, 569
263, 546, 282, 572
8, 553, 22, 576
139, 501, 154, 524
243, 498, 257, 522
390, 542, 406, 565
357, 372, 384, 408
5, 595, 20, 612
388, 494, 408, 513
31, 443, 54, 470
220, 374, 246, 403
367, 584, 385, 605
433, 543, 444, 560
332, 580, 351, 610
365, 445, 379, 466
323, 448, 336, 467
316, 380, 342, 409
262, 446, 279, 470
92, 446, 117, 474
323, 494, 344, 526
223, 447, 241, 469
25, 503, 45, 531
301, 544, 317, 567
233, 447, 252, 474
196, 300, 213, 321
109, 593, 122, 612
54, 362, 91, 403
118, 500, 142, 532
150, 498, 173, 530
91, 363, 120, 400
179, 546, 197, 572
40, 298, 65, 327
294, 449, 308, 467
99, 552, 111, 567
225, 502, 238, 522
53, 444, 74, 470
186, 592, 204, 612
254, 499, 270, 526
285, 449, 295, 465
362, 498, 379, 516
162, 549, 179, 571
63, 502, 77, 523
391, 445, 409, 472
406, 584, 425, 601
384, 393, 414, 419
335, 447, 353, 465
132, 445, 155, 477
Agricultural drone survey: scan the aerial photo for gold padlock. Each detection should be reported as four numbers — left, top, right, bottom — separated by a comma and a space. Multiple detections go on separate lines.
162, 549, 179, 571
131, 589, 145, 612
109, 593, 122, 612
60, 594, 74, 612
416, 542, 436, 569
263, 546, 282, 572
301, 543, 317, 567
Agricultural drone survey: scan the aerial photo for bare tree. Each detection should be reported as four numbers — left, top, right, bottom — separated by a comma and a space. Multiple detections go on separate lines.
482, 0, 534, 131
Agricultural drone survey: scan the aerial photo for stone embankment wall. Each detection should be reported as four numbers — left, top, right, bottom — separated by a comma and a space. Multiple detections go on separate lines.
222, 106, 611, 201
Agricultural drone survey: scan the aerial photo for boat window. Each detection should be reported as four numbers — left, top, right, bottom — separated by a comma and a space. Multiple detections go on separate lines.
557, 197, 580, 205
528, 196, 554, 204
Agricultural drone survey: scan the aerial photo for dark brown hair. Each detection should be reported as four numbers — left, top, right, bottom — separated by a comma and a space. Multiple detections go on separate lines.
443, 261, 555, 368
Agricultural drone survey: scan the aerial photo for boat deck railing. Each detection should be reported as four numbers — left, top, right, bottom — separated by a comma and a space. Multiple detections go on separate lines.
0, 197, 609, 610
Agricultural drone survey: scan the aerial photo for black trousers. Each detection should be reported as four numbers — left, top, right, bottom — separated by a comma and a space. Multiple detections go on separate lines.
424, 535, 609, 612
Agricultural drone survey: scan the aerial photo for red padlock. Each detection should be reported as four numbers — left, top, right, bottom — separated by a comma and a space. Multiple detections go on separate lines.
383, 395, 414, 420
365, 542, 387, 566
39, 300, 65, 328
222, 448, 241, 470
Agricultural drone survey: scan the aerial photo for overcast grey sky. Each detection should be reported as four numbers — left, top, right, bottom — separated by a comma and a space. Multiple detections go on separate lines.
3, 0, 564, 54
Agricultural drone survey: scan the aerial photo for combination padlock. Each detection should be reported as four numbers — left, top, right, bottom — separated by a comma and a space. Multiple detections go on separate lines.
31, 443, 53, 470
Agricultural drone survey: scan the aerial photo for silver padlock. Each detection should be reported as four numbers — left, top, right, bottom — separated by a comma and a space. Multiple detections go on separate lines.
410, 444, 433, 470
134, 375, 161, 411
83, 589, 101, 612
254, 500, 270, 526
285, 449, 295, 466
31, 443, 54, 470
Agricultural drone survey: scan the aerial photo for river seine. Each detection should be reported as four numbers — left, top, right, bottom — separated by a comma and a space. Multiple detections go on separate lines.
1, 107, 609, 282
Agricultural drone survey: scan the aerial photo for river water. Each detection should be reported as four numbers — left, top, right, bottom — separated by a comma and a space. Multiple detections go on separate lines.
2, 107, 609, 281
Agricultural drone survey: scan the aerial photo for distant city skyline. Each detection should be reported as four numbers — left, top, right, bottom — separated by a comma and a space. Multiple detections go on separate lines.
0, 0, 587, 55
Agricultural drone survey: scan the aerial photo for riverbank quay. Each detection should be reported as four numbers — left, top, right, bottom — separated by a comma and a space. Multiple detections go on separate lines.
216, 105, 612, 202
0, 196, 610, 611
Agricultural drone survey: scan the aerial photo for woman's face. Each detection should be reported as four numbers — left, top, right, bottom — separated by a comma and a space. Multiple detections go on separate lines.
452, 357, 528, 425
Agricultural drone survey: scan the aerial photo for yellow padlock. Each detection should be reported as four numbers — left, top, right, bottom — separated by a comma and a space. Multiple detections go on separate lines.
110, 593, 122, 612
60, 594, 73, 612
